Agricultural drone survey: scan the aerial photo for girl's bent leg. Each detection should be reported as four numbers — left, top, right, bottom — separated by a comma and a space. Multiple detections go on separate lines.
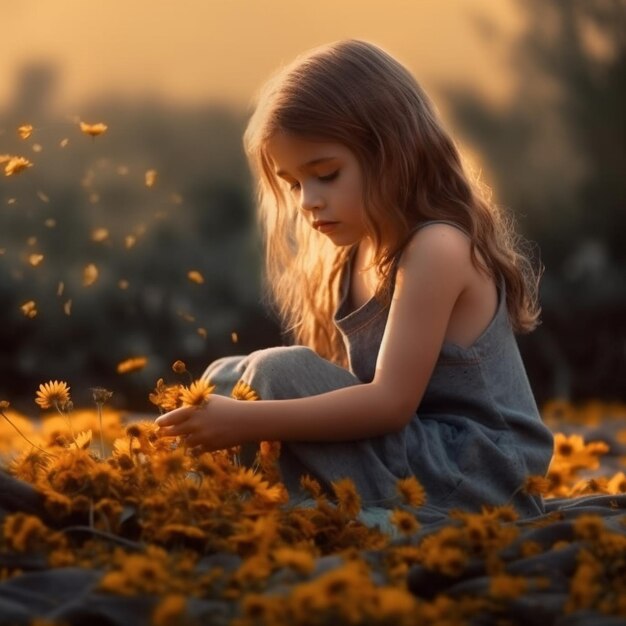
232, 346, 412, 507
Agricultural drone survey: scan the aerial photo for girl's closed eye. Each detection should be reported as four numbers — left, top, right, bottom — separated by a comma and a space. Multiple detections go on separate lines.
319, 170, 339, 183
289, 170, 339, 192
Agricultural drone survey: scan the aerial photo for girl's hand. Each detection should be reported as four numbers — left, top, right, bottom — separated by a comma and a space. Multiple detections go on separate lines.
155, 395, 244, 452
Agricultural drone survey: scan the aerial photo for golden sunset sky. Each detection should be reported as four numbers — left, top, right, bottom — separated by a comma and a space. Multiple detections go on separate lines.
1, 0, 526, 112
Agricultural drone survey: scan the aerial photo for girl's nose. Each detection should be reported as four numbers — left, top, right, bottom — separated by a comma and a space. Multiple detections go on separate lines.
300, 186, 324, 212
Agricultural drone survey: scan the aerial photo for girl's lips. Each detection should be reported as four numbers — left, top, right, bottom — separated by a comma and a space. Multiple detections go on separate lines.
313, 221, 339, 233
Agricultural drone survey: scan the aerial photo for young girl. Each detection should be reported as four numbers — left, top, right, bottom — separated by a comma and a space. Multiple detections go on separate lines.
156, 39, 554, 519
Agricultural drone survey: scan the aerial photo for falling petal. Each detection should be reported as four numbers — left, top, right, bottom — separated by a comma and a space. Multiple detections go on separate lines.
45, 218, 56, 228
60, 138, 69, 148
178, 311, 195, 323
64, 300, 72, 315
197, 328, 207, 338
4, 156, 33, 176
91, 228, 109, 242
125, 235, 136, 249
231, 332, 239, 344
89, 193, 100, 204
169, 193, 183, 205
7, 198, 16, 205
118, 279, 129, 290
17, 125, 33, 139
117, 165, 129, 176
37, 191, 50, 203
27, 237, 37, 246
57, 281, 64, 296
32, 144, 43, 153
187, 270, 204, 285
0, 249, 5, 255
83, 264, 99, 287
116, 356, 148, 374
79, 121, 108, 137
20, 300, 37, 317
145, 169, 158, 188
28, 254, 44, 267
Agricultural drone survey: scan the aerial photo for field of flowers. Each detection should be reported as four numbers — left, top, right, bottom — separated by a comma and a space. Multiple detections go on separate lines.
0, 377, 625, 626
2, 122, 626, 625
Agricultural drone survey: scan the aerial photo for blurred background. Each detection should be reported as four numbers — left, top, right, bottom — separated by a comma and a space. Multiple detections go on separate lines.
1, 0, 624, 414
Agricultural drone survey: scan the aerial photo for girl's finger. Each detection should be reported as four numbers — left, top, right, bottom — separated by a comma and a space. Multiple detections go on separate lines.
155, 407, 190, 427
158, 424, 190, 437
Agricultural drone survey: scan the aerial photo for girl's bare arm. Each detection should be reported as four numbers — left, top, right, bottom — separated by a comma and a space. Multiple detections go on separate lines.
157, 225, 473, 449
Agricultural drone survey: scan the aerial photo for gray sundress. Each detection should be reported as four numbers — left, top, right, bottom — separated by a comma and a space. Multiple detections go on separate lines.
202, 221, 554, 520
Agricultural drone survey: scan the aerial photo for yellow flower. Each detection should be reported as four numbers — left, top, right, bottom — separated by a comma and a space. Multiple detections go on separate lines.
489, 574, 527, 599
151, 447, 190, 479
152, 594, 186, 626
232, 467, 269, 497
180, 380, 214, 407
91, 387, 113, 404
272, 547, 315, 574
2, 513, 51, 552
117, 356, 148, 374
396, 475, 426, 507
607, 471, 626, 494
241, 595, 281, 622
374, 587, 418, 618
331, 477, 361, 518
573, 515, 605, 540
542, 399, 577, 422
155, 524, 206, 547
79, 121, 108, 137
390, 508, 420, 535
300, 474, 323, 498
4, 156, 33, 176
231, 380, 260, 401
522, 475, 552, 496
149, 378, 181, 411
35, 380, 71, 410
171, 360, 187, 374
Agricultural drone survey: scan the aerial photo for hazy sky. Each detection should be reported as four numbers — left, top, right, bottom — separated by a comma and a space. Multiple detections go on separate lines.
2, 0, 526, 113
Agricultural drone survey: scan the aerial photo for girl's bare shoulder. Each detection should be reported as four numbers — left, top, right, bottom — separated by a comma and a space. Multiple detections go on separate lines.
401, 222, 498, 349
400, 222, 475, 272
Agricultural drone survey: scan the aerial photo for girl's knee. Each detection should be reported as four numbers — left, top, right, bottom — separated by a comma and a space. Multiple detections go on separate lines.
246, 345, 318, 374
242, 346, 358, 400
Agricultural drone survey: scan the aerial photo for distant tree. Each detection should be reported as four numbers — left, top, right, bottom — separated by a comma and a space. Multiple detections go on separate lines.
443, 0, 625, 402
446, 0, 625, 276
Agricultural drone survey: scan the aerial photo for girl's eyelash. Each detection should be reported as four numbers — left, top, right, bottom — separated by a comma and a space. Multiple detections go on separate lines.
289, 171, 339, 191
319, 170, 339, 182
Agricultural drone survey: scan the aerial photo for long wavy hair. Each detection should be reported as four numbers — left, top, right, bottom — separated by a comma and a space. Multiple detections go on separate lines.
243, 39, 542, 366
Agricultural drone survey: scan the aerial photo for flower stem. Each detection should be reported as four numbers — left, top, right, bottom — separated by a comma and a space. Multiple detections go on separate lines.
55, 402, 79, 449
0, 409, 56, 458
96, 402, 105, 459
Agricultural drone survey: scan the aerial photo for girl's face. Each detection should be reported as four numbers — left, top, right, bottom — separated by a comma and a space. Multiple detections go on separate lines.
266, 132, 368, 247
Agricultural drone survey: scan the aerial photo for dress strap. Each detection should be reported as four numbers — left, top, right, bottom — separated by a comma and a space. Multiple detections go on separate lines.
411, 220, 471, 239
